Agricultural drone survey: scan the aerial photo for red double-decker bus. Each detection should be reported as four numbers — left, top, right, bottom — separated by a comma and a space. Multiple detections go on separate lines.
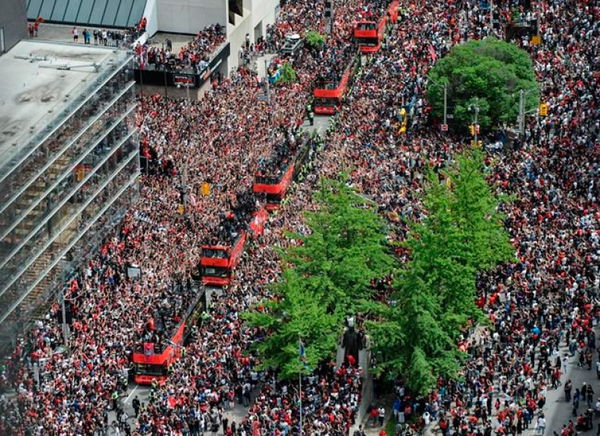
200, 230, 247, 286
200, 193, 267, 285
253, 133, 316, 209
132, 289, 205, 384
353, 0, 399, 53
313, 56, 356, 115
253, 159, 295, 211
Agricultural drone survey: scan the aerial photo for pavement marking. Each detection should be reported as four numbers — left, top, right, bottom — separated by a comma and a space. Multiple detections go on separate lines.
124, 385, 138, 403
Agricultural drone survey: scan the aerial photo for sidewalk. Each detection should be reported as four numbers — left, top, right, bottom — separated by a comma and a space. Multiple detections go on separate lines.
422, 329, 600, 436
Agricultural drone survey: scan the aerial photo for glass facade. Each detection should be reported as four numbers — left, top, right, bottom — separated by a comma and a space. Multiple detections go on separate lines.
26, 0, 148, 28
0, 55, 139, 346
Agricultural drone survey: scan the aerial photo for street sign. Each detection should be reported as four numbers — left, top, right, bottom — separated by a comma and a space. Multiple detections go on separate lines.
441, 123, 448, 132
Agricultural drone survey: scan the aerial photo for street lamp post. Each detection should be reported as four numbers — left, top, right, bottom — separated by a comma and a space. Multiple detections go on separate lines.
473, 104, 480, 144
469, 102, 480, 145
443, 83, 448, 127
429, 78, 449, 131
489, 0, 494, 35
517, 88, 538, 137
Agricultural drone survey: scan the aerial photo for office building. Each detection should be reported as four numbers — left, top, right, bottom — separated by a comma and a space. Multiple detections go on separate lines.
0, 40, 139, 348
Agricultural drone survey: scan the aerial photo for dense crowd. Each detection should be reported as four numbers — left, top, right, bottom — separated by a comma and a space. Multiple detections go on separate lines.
134, 24, 225, 72
1, 0, 598, 434
311, 0, 599, 434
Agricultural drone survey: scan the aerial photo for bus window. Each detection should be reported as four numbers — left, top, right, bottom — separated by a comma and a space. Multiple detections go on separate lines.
202, 266, 229, 277
203, 249, 228, 258
135, 364, 168, 376
357, 22, 377, 31
266, 193, 283, 205
355, 37, 379, 46
314, 97, 338, 107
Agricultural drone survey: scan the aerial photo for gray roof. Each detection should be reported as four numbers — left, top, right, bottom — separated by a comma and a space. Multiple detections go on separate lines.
0, 40, 129, 179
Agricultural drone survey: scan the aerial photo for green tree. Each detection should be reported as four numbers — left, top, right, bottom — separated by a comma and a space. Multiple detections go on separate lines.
285, 178, 396, 309
244, 177, 395, 379
243, 268, 343, 378
427, 37, 539, 131
305, 30, 327, 49
367, 149, 514, 395
279, 62, 298, 83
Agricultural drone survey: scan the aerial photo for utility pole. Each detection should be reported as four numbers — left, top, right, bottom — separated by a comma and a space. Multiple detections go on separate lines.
489, 0, 494, 35
60, 287, 69, 347
471, 103, 480, 145
299, 370, 303, 435
264, 59, 271, 104
443, 84, 448, 127
162, 42, 168, 98
518, 89, 525, 136
325, 0, 334, 35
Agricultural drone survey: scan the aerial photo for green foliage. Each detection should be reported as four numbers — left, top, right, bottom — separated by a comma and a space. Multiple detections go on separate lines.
285, 178, 396, 308
279, 62, 298, 83
243, 269, 343, 377
244, 177, 395, 379
305, 30, 327, 49
427, 37, 539, 131
368, 149, 514, 395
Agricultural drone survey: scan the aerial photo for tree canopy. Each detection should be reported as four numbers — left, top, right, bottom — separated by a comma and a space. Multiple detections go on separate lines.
305, 30, 327, 49
427, 37, 539, 131
367, 149, 515, 395
244, 178, 395, 379
279, 62, 298, 83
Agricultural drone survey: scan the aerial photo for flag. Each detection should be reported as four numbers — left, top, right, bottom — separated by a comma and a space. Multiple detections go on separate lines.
428, 44, 437, 61
299, 340, 308, 369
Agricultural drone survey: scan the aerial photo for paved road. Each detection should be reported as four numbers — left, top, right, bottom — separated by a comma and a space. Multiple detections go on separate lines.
360, 328, 600, 436
542, 345, 600, 436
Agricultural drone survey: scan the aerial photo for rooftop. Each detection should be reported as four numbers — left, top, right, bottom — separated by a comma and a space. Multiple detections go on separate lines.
0, 40, 130, 180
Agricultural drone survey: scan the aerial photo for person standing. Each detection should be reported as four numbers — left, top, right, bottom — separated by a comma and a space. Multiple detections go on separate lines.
378, 405, 385, 426
565, 379, 572, 402
536, 414, 546, 435
573, 388, 581, 416
132, 396, 140, 417
72, 27, 79, 43
353, 425, 366, 436
587, 385, 595, 407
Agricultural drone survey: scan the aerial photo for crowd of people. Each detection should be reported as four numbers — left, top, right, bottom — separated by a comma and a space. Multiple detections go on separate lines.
306, 0, 599, 434
1, 0, 598, 435
134, 24, 226, 73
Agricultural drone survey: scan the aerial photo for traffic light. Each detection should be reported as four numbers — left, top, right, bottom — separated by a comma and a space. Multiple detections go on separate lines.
469, 124, 475, 136
324, 0, 333, 17
539, 102, 548, 116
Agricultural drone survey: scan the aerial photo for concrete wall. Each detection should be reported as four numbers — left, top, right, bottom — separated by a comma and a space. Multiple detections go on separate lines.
157, 0, 227, 34
226, 0, 277, 70
142, 0, 159, 37
0, 0, 27, 53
